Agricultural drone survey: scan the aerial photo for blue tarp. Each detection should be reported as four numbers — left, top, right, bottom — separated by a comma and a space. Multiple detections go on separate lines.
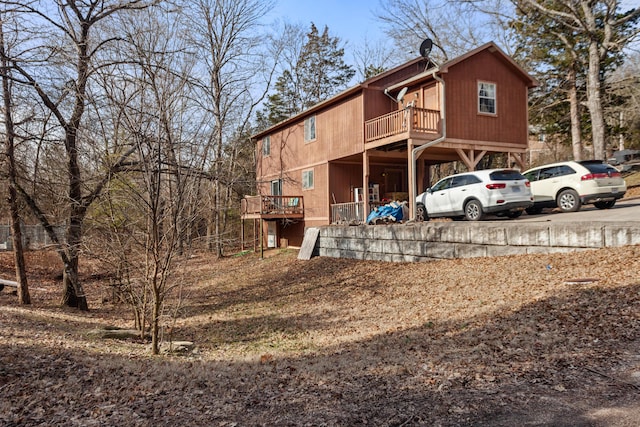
366, 202, 407, 224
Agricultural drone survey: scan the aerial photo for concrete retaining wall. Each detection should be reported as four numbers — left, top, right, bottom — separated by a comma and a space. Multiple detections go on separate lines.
316, 221, 640, 262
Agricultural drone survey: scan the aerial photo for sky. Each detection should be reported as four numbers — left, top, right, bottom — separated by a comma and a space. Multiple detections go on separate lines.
268, 0, 640, 53
267, 0, 640, 73
267, 0, 383, 52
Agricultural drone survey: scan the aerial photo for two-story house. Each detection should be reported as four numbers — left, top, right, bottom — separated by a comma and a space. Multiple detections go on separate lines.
242, 42, 537, 248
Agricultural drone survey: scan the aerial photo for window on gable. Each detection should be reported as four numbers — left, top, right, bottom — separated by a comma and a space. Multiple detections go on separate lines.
262, 135, 270, 156
304, 115, 316, 142
302, 169, 314, 190
478, 82, 496, 114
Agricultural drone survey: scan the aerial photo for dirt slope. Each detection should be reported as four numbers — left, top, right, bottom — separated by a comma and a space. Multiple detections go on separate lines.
1, 246, 639, 426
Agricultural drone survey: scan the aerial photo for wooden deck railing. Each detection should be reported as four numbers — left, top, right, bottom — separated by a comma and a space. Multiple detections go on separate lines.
241, 195, 304, 218
365, 107, 440, 143
331, 201, 365, 225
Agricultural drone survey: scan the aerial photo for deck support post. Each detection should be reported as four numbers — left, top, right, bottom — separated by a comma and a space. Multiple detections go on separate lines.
407, 139, 415, 219
259, 219, 264, 259
241, 219, 245, 251
362, 150, 371, 222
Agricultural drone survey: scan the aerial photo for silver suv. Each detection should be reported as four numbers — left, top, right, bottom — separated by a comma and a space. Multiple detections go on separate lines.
522, 160, 626, 214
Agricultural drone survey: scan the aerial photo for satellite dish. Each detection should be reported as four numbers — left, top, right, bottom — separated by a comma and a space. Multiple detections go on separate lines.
396, 87, 408, 104
419, 38, 433, 58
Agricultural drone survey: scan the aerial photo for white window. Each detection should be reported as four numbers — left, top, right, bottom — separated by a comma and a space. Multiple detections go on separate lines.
302, 169, 314, 190
271, 179, 282, 196
262, 135, 270, 156
478, 82, 496, 114
304, 115, 316, 142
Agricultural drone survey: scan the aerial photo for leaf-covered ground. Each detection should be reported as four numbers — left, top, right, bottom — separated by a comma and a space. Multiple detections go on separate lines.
1, 243, 640, 426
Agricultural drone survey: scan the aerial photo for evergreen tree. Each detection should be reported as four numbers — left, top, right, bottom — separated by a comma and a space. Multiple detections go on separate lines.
257, 23, 355, 128
512, 0, 640, 160
512, 4, 590, 160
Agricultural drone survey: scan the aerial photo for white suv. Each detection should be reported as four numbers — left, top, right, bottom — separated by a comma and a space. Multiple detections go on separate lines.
415, 169, 533, 221
522, 160, 626, 214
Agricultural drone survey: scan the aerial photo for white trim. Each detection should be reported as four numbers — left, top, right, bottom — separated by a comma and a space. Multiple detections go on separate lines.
304, 115, 317, 142
262, 135, 271, 157
477, 81, 497, 115
302, 168, 315, 190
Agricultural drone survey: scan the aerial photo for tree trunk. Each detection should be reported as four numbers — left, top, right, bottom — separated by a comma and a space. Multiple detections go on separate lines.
586, 37, 606, 160
60, 219, 88, 310
0, 20, 30, 304
10, 187, 30, 305
151, 286, 161, 355
567, 67, 583, 161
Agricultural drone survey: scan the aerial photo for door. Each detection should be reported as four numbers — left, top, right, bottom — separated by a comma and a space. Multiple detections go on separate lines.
267, 221, 277, 248
528, 166, 575, 203
447, 174, 481, 213
425, 177, 453, 214
271, 179, 282, 196
271, 179, 283, 209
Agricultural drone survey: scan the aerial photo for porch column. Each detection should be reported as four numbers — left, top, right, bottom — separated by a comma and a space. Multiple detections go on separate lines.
363, 150, 370, 221
407, 139, 415, 219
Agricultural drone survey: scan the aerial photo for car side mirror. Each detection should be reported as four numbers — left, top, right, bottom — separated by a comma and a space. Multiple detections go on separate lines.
426, 188, 432, 194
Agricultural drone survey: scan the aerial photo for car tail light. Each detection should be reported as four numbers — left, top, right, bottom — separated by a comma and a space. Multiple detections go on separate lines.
486, 183, 507, 189
581, 171, 620, 180
525, 181, 531, 187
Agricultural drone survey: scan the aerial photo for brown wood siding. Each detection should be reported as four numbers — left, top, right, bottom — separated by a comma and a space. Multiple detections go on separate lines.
322, 94, 365, 160
329, 162, 363, 203
279, 221, 305, 247
363, 87, 397, 122
257, 94, 365, 187
422, 84, 439, 110
298, 163, 329, 221
444, 50, 529, 147
367, 59, 430, 89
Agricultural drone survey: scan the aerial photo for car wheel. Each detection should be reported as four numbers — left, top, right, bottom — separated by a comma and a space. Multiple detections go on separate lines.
526, 206, 543, 215
557, 189, 581, 212
594, 200, 616, 209
507, 210, 523, 219
464, 199, 483, 221
416, 203, 428, 222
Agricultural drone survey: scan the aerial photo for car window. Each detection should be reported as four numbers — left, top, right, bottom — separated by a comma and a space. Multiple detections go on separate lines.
466, 175, 482, 185
539, 167, 555, 180
431, 178, 452, 192
580, 162, 616, 174
523, 170, 539, 182
556, 165, 576, 176
489, 170, 526, 181
451, 175, 479, 188
539, 167, 558, 180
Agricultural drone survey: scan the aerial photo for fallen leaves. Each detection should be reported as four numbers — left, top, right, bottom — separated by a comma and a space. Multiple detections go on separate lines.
1, 245, 640, 425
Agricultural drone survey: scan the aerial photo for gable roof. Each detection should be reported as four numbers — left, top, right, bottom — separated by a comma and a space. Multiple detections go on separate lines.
252, 41, 537, 140
439, 42, 538, 88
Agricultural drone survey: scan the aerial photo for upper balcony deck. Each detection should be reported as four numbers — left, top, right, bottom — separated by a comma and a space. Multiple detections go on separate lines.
365, 106, 441, 148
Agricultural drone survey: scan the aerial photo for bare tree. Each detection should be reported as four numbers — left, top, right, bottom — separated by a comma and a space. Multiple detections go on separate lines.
606, 52, 640, 150
0, 0, 159, 310
352, 36, 395, 81
187, 0, 276, 257
0, 12, 29, 304
375, 0, 514, 62
89, 4, 205, 352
